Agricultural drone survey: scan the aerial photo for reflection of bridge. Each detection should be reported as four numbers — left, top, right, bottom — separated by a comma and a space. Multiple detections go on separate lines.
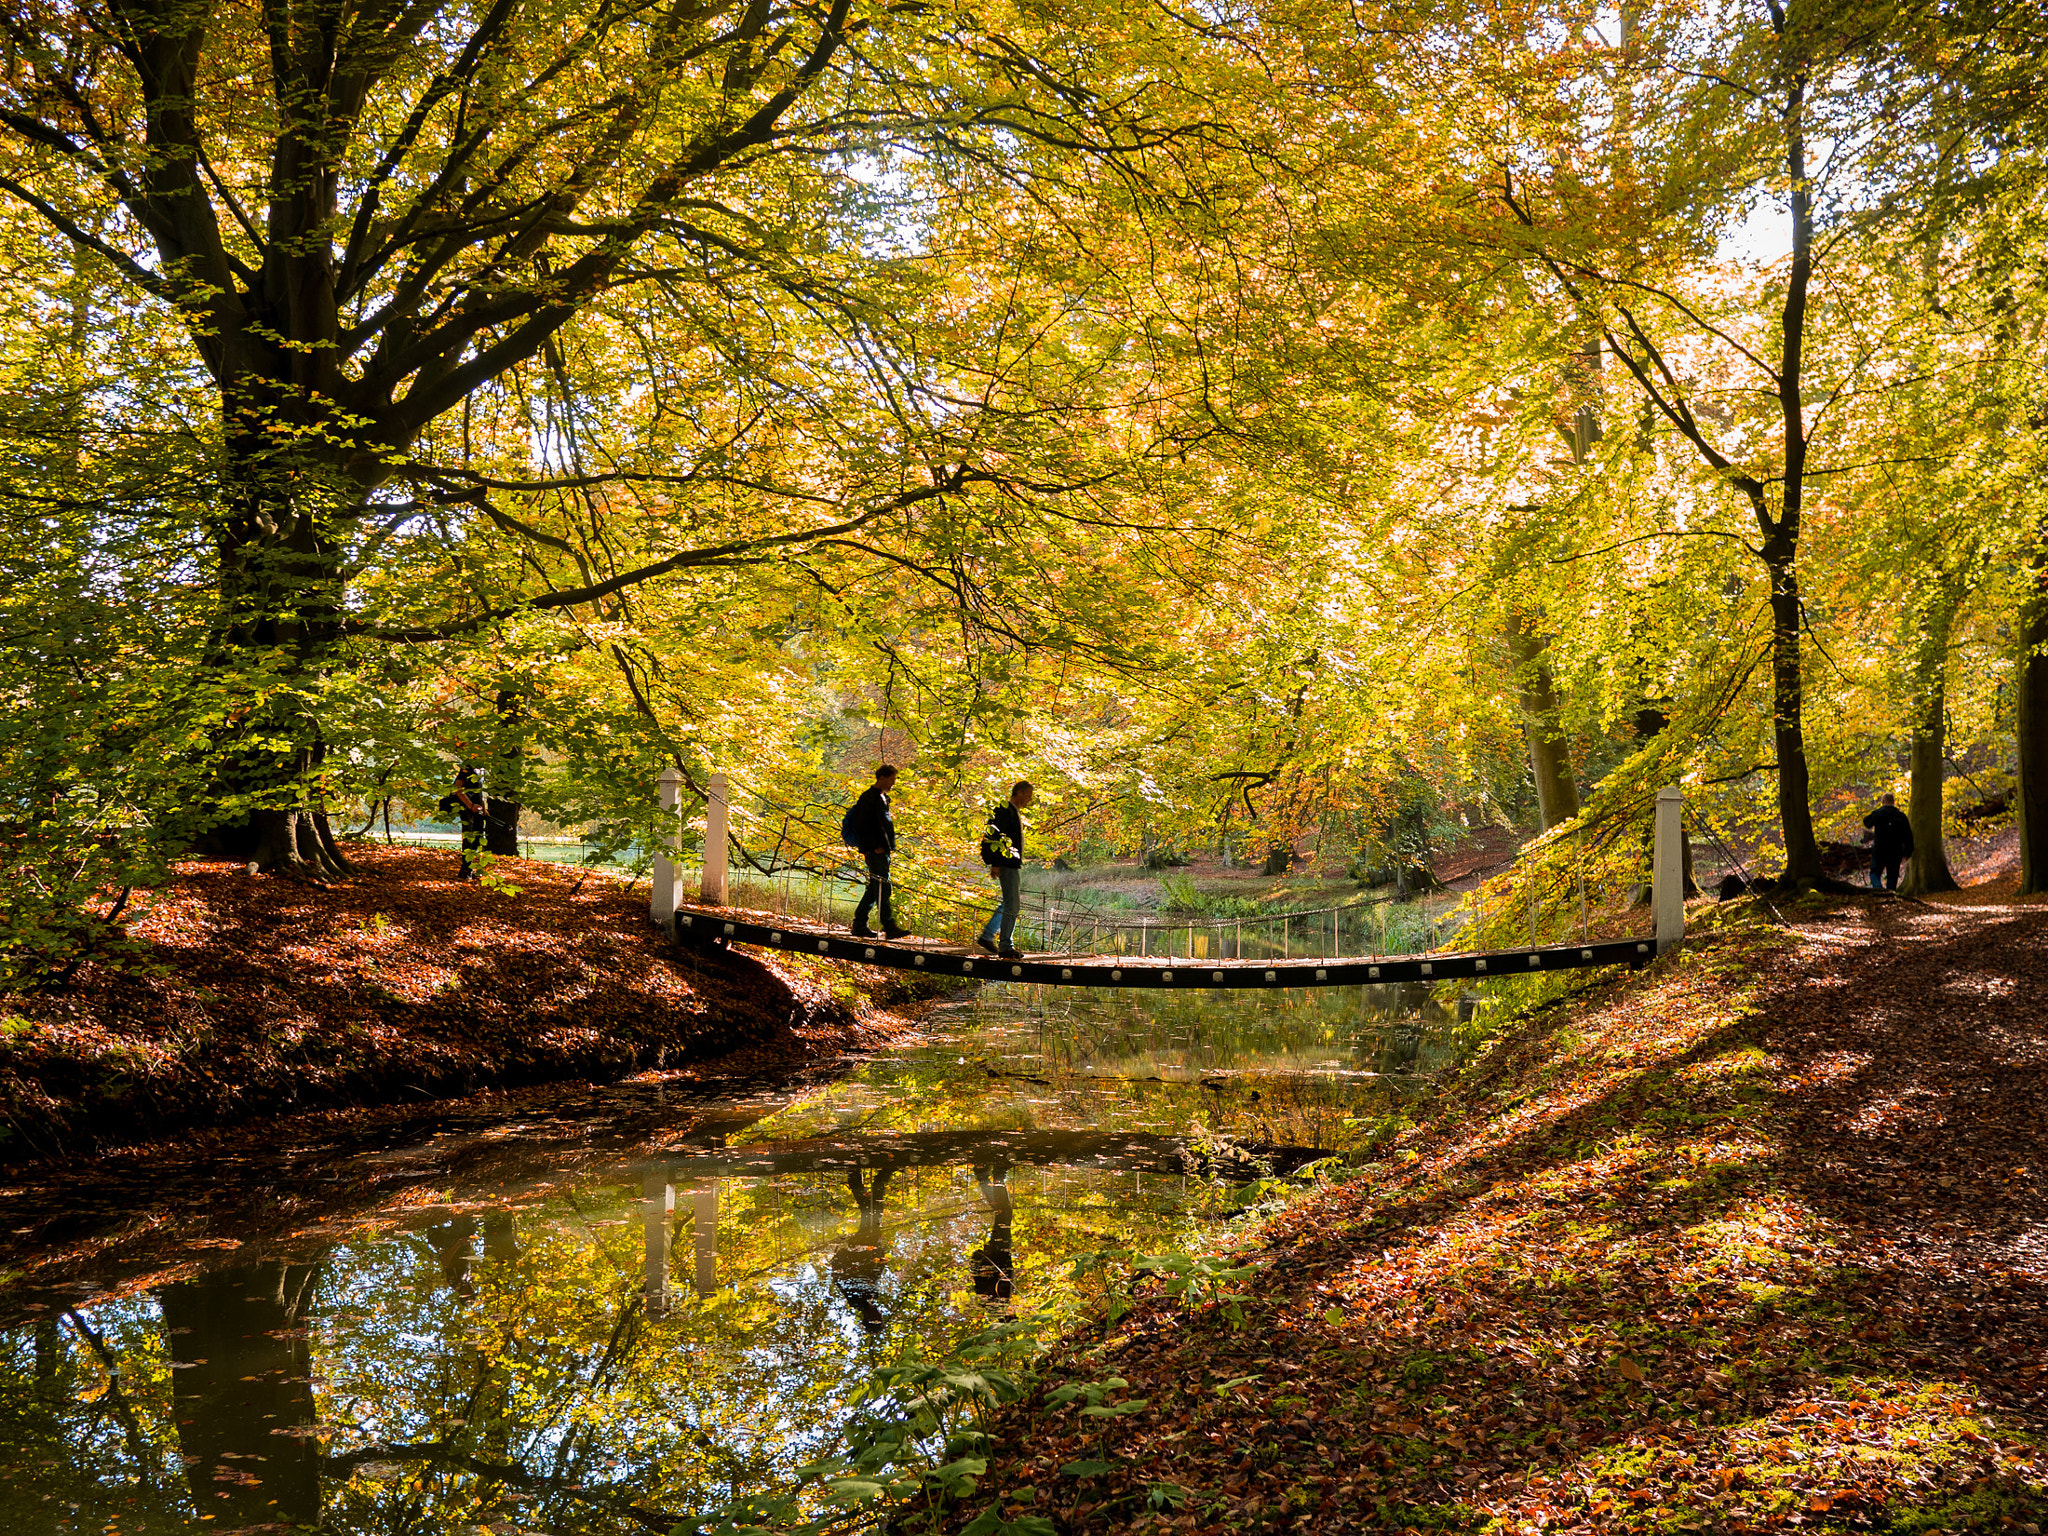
650, 778, 1689, 989
647, 1127, 1327, 1180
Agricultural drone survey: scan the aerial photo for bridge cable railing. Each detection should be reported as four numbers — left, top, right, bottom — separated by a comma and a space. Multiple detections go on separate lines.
687, 777, 1519, 963
657, 770, 1691, 967
703, 776, 1686, 964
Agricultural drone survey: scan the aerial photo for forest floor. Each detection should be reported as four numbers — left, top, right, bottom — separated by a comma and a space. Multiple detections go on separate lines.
0, 846, 924, 1162
940, 876, 2048, 1535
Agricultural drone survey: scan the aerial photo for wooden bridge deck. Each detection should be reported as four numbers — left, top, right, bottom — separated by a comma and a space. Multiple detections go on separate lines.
676, 907, 1654, 988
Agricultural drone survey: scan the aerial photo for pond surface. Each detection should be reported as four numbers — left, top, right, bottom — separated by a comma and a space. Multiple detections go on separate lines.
0, 983, 1454, 1535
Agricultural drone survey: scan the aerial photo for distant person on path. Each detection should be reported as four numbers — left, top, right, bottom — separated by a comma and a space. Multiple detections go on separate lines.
1862, 792, 1914, 891
976, 781, 1033, 958
847, 765, 908, 939
439, 765, 487, 881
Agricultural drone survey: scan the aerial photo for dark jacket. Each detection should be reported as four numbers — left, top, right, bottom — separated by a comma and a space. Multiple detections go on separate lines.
438, 768, 486, 825
1863, 804, 1913, 857
850, 785, 895, 853
982, 803, 1024, 870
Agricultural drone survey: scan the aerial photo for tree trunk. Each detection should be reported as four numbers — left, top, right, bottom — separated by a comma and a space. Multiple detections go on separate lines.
1765, 557, 1824, 886
485, 686, 525, 857
1506, 614, 1580, 830
203, 431, 356, 878
1901, 684, 1958, 896
2019, 574, 2048, 896
1762, 65, 1826, 892
1901, 596, 1959, 897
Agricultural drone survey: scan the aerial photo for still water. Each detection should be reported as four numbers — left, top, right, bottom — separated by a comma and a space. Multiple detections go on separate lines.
0, 984, 1455, 1535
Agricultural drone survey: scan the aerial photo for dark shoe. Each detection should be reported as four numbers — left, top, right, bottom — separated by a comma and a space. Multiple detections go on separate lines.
851, 925, 877, 938
883, 927, 912, 941
999, 946, 1024, 960
975, 935, 999, 954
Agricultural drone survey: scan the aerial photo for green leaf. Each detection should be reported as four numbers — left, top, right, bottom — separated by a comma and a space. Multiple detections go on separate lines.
962, 1512, 1058, 1536
1081, 1398, 1149, 1416
824, 1478, 886, 1504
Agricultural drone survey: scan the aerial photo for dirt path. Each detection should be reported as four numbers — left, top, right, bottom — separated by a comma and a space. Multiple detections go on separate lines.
939, 889, 2048, 1534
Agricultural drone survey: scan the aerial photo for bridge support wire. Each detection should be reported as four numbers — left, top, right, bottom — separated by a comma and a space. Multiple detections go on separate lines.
654, 772, 1687, 985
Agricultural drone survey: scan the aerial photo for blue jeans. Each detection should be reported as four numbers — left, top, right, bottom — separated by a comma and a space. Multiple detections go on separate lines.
1870, 851, 1902, 891
980, 866, 1021, 948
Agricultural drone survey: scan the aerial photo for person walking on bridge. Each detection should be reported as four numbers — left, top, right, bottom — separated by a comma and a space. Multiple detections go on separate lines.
848, 765, 909, 939
976, 781, 1033, 958
1862, 792, 1914, 892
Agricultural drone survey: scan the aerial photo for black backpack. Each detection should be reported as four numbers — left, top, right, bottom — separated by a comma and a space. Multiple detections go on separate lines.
979, 808, 1012, 866
841, 801, 862, 849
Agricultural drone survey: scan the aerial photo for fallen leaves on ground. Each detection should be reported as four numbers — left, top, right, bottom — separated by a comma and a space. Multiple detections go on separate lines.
0, 846, 909, 1160
939, 883, 2048, 1534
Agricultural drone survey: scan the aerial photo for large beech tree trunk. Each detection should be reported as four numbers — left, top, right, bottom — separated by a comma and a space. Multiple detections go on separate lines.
1755, 75, 1826, 891
201, 398, 364, 877
484, 686, 525, 857
1903, 685, 1958, 895
205, 597, 354, 879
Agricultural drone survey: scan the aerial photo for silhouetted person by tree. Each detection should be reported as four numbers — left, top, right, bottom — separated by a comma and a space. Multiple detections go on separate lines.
439, 766, 488, 881
1863, 793, 1914, 892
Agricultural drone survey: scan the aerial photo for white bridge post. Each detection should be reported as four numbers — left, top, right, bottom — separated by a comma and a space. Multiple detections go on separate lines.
643, 1166, 673, 1318
651, 766, 682, 932
693, 1180, 720, 1295
1653, 784, 1686, 954
702, 769, 729, 907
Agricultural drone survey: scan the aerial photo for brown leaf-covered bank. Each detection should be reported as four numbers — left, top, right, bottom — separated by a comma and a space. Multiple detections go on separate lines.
935, 885, 2048, 1536
0, 846, 916, 1161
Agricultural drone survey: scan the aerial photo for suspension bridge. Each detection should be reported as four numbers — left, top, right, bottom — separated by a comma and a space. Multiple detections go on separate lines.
648, 772, 1689, 990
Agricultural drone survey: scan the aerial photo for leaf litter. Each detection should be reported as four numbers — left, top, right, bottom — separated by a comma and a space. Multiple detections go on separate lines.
0, 845, 916, 1160
930, 883, 2048, 1535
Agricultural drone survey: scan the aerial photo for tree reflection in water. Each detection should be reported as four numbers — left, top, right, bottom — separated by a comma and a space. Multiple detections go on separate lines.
161, 1262, 323, 1529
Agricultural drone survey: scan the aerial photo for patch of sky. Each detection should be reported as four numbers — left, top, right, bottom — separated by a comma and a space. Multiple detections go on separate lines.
841, 151, 934, 260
